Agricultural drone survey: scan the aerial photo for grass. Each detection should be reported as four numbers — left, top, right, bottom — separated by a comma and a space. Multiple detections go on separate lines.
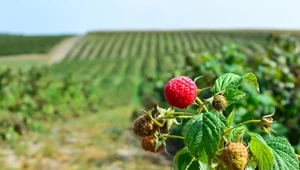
0, 54, 49, 69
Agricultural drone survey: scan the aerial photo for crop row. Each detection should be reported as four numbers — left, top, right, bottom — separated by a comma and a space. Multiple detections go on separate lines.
51, 57, 143, 106
54, 32, 300, 110
64, 31, 278, 61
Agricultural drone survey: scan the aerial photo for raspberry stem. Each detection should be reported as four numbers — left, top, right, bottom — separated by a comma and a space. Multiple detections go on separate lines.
147, 111, 164, 127
195, 97, 209, 112
197, 86, 212, 95
222, 136, 229, 143
167, 112, 195, 116
224, 119, 261, 134
186, 157, 196, 169
155, 115, 193, 121
162, 134, 185, 140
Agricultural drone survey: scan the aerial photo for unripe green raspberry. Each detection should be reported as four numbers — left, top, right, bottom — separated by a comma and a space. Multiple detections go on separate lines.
221, 142, 249, 170
212, 94, 228, 111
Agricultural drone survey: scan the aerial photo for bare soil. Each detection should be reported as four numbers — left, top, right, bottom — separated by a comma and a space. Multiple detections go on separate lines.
49, 36, 82, 64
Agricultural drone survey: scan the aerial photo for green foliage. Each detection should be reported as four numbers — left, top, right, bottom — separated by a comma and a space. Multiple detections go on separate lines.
139, 33, 300, 153
213, 73, 259, 105
266, 137, 299, 170
249, 133, 275, 170
173, 148, 213, 170
226, 110, 235, 127
243, 73, 260, 92
138, 72, 299, 169
184, 111, 226, 164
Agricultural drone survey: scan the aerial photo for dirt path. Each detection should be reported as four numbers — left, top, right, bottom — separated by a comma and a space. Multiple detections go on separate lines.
48, 36, 82, 64
0, 36, 81, 66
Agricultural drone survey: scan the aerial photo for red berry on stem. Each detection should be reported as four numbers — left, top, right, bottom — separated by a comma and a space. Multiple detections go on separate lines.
164, 76, 197, 109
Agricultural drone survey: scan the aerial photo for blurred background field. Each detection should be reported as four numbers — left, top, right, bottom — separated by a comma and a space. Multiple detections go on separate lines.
1, 0, 300, 169
0, 30, 300, 169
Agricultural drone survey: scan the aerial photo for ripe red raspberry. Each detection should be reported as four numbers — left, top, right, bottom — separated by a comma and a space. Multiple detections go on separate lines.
164, 76, 197, 109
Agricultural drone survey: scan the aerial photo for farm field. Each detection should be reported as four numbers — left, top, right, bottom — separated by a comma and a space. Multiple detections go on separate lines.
50, 31, 275, 106
0, 30, 300, 169
0, 34, 69, 56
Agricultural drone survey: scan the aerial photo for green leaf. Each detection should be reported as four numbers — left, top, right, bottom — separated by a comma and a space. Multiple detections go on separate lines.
226, 109, 235, 127
225, 110, 234, 141
231, 127, 245, 142
244, 73, 260, 92
213, 73, 243, 93
184, 111, 226, 164
198, 160, 214, 170
225, 87, 246, 105
245, 161, 257, 170
266, 137, 299, 170
155, 139, 164, 152
165, 118, 180, 131
173, 148, 213, 170
249, 133, 275, 170
245, 155, 258, 170
213, 73, 260, 106
173, 147, 199, 170
213, 73, 245, 105
156, 106, 167, 116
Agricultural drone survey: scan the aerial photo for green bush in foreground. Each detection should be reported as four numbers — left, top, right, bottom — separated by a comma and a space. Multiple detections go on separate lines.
139, 34, 300, 154
134, 73, 300, 169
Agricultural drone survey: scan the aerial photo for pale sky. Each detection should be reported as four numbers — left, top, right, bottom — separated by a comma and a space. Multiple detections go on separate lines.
0, 0, 299, 35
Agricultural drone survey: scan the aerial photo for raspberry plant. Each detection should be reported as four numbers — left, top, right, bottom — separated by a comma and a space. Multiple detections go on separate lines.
134, 73, 300, 170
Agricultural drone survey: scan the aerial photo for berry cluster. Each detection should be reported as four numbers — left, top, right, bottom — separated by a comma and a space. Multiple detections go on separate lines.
133, 74, 283, 170
133, 76, 231, 153
133, 111, 167, 153
133, 76, 200, 152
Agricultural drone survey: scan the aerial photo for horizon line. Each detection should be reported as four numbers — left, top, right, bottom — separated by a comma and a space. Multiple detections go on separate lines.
2, 28, 300, 36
